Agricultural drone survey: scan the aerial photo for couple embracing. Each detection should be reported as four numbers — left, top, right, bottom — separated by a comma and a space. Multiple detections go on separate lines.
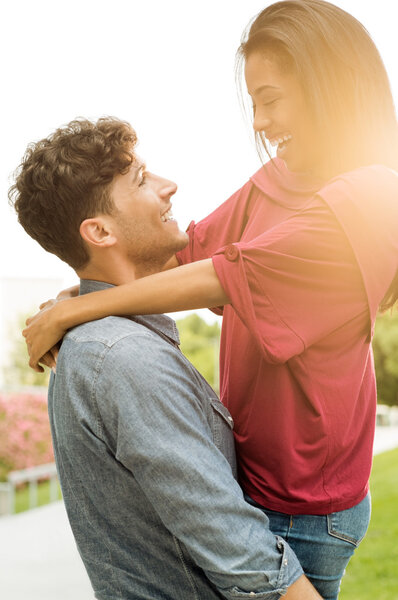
11, 2, 398, 599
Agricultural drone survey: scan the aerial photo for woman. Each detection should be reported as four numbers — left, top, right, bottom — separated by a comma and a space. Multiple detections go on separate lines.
22, 1, 398, 598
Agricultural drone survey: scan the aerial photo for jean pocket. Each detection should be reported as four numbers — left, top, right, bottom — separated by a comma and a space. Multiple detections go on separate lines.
327, 492, 371, 547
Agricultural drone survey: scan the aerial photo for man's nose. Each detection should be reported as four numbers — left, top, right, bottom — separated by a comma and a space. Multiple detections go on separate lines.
159, 177, 178, 198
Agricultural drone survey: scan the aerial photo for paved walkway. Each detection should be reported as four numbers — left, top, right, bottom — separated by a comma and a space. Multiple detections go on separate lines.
0, 501, 93, 600
1, 426, 397, 600
373, 425, 398, 454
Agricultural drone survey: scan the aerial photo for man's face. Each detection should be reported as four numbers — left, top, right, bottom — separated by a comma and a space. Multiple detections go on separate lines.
108, 161, 188, 275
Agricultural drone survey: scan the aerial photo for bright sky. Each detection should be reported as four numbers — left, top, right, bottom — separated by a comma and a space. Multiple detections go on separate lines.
1, 0, 397, 287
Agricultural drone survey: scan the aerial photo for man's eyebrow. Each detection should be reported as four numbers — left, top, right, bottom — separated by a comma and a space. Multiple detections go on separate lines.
131, 162, 146, 183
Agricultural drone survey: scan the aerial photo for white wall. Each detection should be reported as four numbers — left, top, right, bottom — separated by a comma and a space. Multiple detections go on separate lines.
0, 278, 63, 387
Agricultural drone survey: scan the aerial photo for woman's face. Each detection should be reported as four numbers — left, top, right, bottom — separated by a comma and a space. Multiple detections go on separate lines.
245, 51, 321, 175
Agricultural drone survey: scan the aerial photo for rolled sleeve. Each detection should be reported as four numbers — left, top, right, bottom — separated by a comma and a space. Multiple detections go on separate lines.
212, 201, 368, 364
220, 538, 302, 600
177, 181, 253, 267
95, 334, 303, 597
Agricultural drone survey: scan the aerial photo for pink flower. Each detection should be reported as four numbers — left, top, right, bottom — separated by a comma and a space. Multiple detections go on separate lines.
0, 393, 54, 480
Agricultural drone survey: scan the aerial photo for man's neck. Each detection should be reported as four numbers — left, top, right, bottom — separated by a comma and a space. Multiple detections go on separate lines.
76, 256, 165, 286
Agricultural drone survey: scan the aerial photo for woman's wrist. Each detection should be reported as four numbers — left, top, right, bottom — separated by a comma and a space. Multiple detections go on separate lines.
53, 296, 79, 332
55, 289, 109, 330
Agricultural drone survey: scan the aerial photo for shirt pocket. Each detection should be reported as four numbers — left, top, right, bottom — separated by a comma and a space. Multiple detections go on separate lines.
209, 398, 237, 478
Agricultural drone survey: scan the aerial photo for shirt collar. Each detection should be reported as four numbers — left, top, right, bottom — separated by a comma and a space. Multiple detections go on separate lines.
79, 279, 180, 346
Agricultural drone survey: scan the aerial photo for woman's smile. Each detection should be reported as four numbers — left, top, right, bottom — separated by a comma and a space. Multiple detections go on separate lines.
245, 52, 320, 175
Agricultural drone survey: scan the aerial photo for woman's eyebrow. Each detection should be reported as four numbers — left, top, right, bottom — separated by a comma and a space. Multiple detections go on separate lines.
252, 84, 280, 96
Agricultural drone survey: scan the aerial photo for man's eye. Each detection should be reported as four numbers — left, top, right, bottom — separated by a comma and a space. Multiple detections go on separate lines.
138, 174, 147, 187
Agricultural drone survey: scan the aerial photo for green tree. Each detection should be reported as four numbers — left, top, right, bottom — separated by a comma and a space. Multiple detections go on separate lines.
176, 313, 221, 393
372, 310, 398, 406
3, 313, 50, 388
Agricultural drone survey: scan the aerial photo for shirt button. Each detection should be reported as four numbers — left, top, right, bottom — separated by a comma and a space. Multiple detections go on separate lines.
224, 244, 239, 261
284, 559, 288, 566
249, 593, 256, 597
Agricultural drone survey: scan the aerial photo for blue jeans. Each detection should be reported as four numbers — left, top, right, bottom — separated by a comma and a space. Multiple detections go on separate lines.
245, 493, 371, 600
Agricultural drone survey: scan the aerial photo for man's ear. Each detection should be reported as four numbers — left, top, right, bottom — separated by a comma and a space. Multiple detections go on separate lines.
79, 217, 117, 248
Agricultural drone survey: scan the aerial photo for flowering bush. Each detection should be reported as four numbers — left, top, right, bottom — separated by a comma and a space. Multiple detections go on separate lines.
0, 393, 54, 481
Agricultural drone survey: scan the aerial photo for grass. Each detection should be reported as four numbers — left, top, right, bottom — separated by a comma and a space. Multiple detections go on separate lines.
339, 447, 398, 599
15, 479, 62, 514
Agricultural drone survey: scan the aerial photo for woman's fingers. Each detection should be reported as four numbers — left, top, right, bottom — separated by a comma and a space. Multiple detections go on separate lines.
22, 303, 66, 372
39, 299, 56, 311
56, 284, 79, 300
50, 344, 59, 364
39, 350, 57, 371
28, 354, 44, 373
26, 343, 55, 373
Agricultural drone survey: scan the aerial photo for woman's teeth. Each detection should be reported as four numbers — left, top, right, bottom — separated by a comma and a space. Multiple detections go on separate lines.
269, 134, 292, 148
161, 209, 174, 223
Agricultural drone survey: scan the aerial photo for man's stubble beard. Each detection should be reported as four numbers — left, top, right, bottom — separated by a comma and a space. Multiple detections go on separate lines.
116, 218, 188, 279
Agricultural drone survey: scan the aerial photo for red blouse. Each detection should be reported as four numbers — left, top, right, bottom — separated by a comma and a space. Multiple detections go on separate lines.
177, 158, 398, 514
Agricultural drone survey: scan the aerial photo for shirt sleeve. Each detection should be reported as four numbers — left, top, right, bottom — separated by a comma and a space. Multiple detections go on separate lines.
212, 199, 369, 364
177, 181, 254, 316
95, 335, 303, 599
317, 165, 398, 322
177, 180, 254, 265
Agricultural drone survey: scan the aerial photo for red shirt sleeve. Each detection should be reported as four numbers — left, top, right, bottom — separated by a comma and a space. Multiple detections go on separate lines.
212, 198, 369, 364
177, 181, 253, 265
176, 180, 254, 316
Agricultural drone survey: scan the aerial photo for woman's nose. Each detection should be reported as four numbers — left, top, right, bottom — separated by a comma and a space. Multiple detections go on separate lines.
252, 108, 271, 133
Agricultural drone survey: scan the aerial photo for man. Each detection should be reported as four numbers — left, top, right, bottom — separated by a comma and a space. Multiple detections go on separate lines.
10, 117, 320, 599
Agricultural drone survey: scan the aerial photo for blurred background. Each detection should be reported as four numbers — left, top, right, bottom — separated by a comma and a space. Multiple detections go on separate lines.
0, 1, 397, 598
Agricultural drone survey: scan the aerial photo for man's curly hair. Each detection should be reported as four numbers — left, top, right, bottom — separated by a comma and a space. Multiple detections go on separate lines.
9, 117, 137, 269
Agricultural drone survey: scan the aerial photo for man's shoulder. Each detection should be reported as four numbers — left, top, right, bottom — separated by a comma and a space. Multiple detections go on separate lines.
57, 315, 183, 388
57, 314, 198, 399
64, 315, 156, 350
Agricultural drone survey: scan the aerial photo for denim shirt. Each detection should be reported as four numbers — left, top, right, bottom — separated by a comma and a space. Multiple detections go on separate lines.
48, 279, 303, 600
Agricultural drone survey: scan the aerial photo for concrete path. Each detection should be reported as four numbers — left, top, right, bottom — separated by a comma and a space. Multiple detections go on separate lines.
0, 425, 397, 600
373, 425, 398, 455
0, 501, 94, 600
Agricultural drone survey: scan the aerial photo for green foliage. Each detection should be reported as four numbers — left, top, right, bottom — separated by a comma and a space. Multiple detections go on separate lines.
340, 447, 398, 599
176, 313, 221, 393
372, 310, 398, 406
15, 479, 62, 513
3, 313, 50, 388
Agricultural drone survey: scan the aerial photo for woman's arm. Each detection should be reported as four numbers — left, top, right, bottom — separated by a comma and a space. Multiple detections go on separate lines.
24, 259, 229, 371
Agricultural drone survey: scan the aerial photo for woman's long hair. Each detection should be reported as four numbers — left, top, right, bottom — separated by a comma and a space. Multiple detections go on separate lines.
237, 0, 398, 176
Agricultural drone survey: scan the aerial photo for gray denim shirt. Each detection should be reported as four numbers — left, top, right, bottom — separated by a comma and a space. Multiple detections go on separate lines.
48, 279, 303, 600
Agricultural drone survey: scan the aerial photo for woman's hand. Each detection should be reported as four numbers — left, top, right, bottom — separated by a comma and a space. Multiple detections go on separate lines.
55, 284, 80, 302
23, 284, 79, 372
23, 301, 68, 373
